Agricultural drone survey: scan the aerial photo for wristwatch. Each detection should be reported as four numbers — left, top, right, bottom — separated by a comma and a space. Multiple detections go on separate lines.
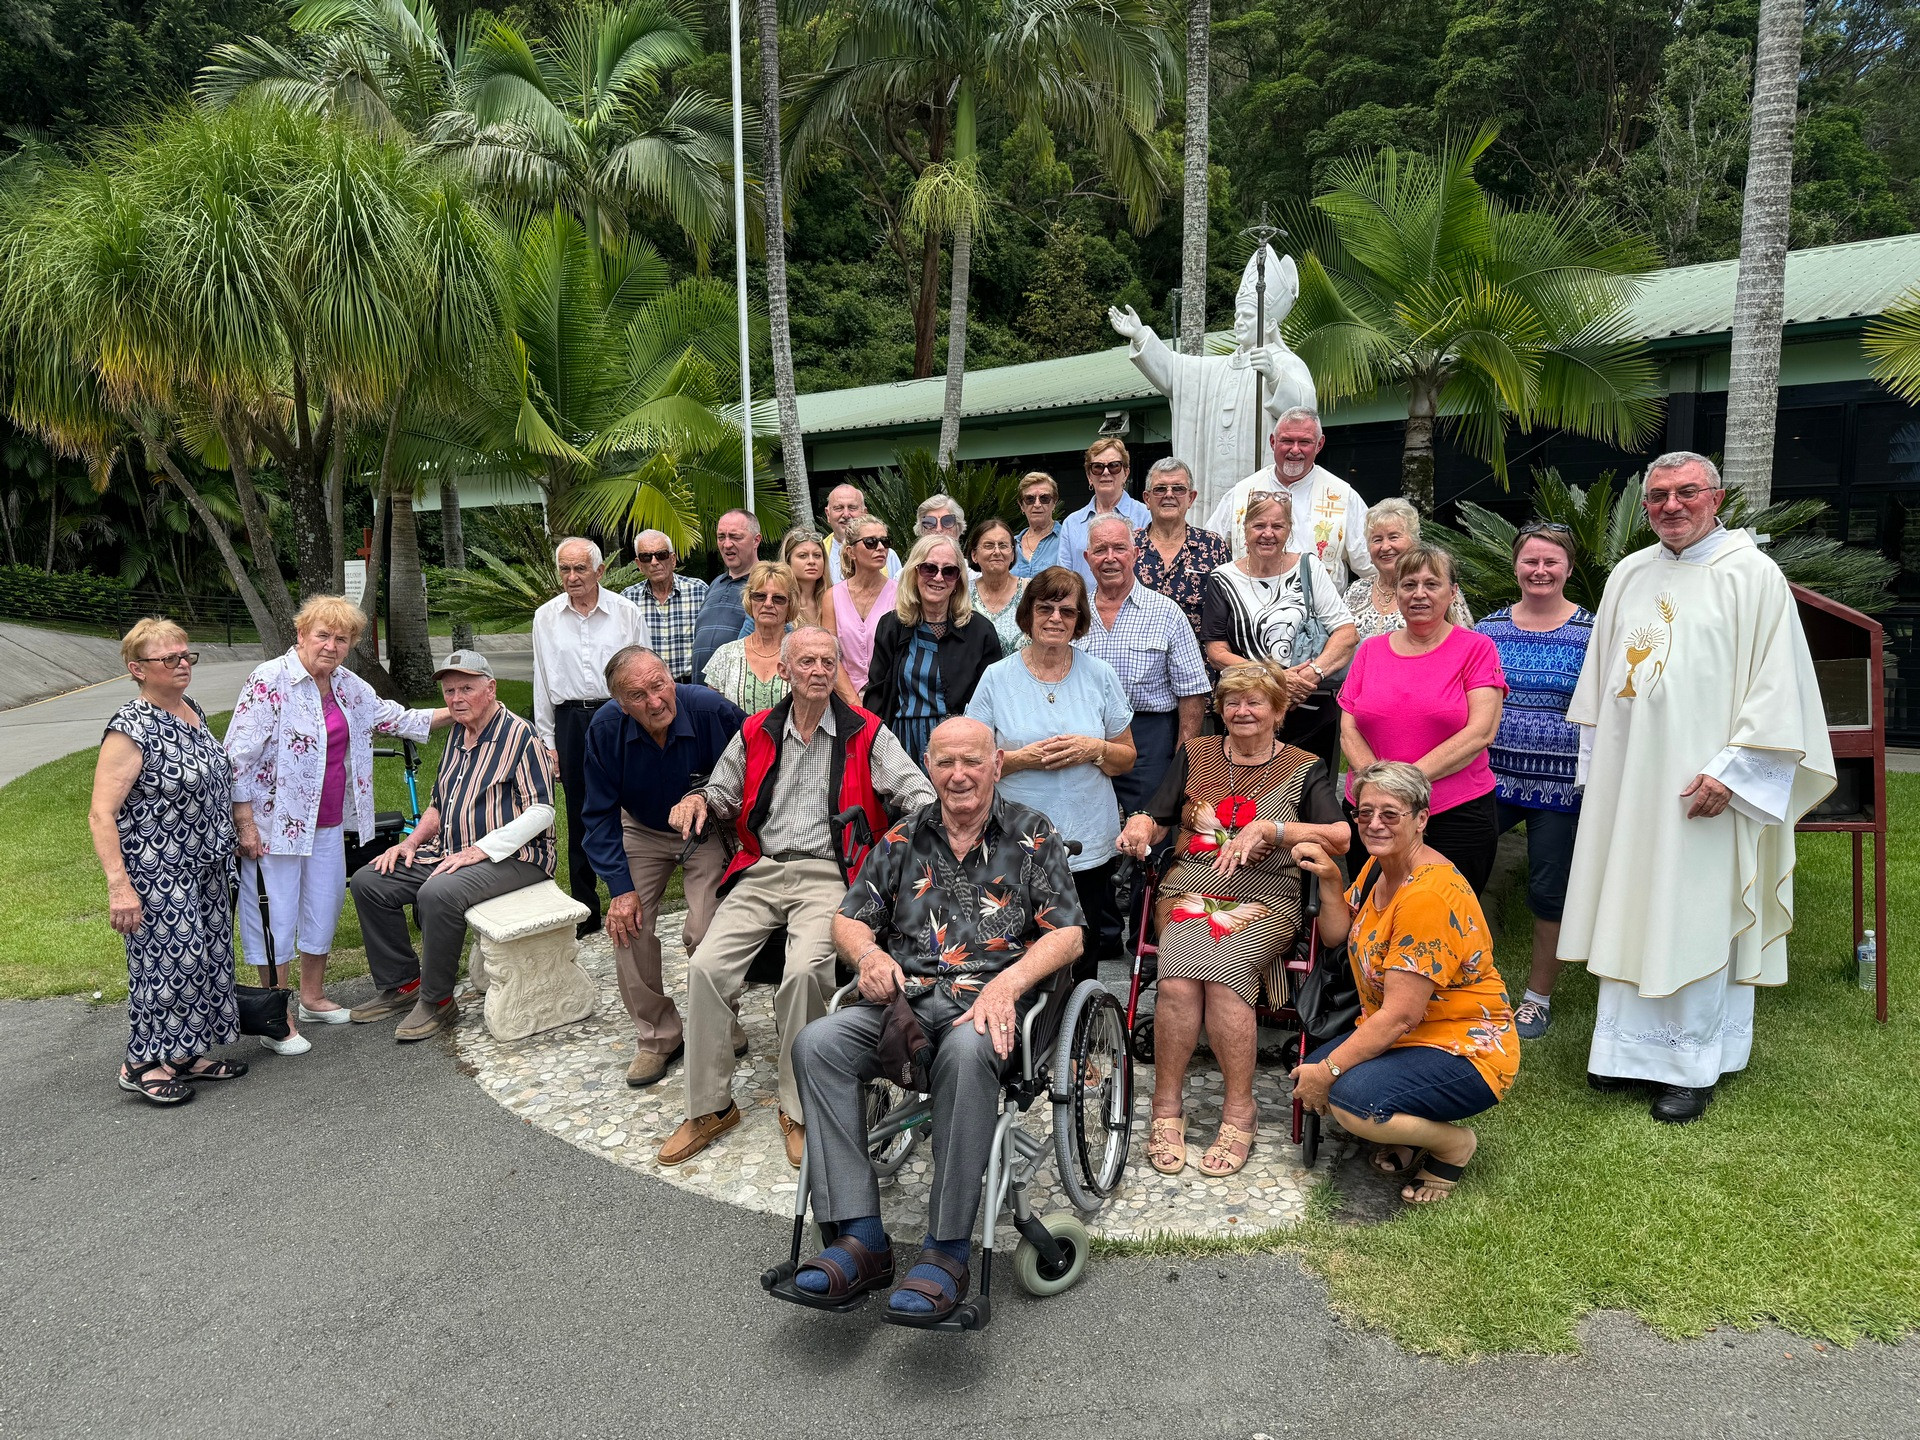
1325, 1060, 1342, 1078
1305, 662, 1325, 681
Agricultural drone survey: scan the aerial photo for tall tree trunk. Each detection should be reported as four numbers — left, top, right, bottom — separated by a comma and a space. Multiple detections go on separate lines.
285, 378, 335, 599
214, 415, 300, 640
1179, 0, 1212, 357
0, 492, 16, 565
1402, 380, 1438, 514
386, 479, 433, 696
936, 215, 971, 469
141, 433, 284, 651
439, 471, 473, 650
913, 227, 942, 377
755, 0, 813, 526
327, 431, 347, 591
1722, 0, 1805, 507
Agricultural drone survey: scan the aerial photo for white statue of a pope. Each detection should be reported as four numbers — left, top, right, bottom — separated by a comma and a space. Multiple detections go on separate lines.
1108, 245, 1318, 520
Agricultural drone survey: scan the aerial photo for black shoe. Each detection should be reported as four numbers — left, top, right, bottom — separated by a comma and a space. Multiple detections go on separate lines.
576, 917, 603, 940
1649, 1083, 1715, 1123
1586, 1071, 1639, 1092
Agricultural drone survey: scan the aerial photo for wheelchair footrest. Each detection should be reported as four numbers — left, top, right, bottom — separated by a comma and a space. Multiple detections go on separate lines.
762, 1267, 877, 1314
881, 1296, 990, 1332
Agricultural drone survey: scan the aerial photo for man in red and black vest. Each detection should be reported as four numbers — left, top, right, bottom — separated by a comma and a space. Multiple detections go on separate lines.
659, 626, 933, 1169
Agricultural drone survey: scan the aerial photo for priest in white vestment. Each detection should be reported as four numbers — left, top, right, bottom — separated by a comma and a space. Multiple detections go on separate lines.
1107, 246, 1317, 520
1559, 452, 1834, 1123
1206, 409, 1374, 591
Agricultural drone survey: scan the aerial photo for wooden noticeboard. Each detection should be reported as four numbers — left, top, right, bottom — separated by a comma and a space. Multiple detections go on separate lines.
1792, 584, 1889, 1022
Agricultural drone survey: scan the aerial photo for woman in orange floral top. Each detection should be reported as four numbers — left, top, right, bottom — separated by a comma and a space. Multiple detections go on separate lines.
1289, 760, 1517, 1203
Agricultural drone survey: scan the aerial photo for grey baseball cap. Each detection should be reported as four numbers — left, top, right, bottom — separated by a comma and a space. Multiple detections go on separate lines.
432, 649, 494, 680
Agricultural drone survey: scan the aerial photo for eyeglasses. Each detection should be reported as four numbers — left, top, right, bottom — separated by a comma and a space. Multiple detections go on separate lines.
917, 563, 961, 583
1517, 521, 1571, 538
635, 549, 672, 564
920, 513, 959, 530
1033, 601, 1078, 619
1644, 484, 1718, 506
853, 535, 889, 551
136, 651, 199, 668
1020, 492, 1056, 506
747, 591, 792, 606
1086, 461, 1126, 477
1146, 485, 1190, 499
1353, 805, 1415, 825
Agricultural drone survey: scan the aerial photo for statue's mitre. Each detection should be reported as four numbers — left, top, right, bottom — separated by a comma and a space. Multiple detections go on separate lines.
1235, 245, 1298, 338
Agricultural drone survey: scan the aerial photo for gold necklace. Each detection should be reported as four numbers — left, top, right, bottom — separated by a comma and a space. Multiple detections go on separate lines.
746, 634, 781, 660
1022, 647, 1070, 703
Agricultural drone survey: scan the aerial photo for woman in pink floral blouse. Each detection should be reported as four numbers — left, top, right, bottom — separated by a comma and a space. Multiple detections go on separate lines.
225, 597, 448, 1053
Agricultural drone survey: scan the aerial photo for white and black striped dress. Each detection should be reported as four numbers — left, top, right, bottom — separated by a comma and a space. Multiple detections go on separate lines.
1146, 735, 1344, 1006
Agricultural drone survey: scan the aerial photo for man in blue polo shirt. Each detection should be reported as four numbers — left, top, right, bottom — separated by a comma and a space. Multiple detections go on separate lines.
583, 645, 746, 1087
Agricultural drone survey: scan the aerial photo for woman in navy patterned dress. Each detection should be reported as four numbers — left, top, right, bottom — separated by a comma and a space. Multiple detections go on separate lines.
88, 618, 245, 1106
1474, 525, 1593, 1041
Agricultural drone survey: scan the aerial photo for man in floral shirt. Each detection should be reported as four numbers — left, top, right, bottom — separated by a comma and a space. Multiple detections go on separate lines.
784, 717, 1084, 1321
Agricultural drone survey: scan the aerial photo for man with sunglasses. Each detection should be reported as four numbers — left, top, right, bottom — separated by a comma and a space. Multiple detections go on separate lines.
1058, 438, 1151, 593
823, 483, 901, 579
1206, 408, 1373, 590
620, 530, 708, 681
1560, 452, 1834, 1123
534, 537, 652, 937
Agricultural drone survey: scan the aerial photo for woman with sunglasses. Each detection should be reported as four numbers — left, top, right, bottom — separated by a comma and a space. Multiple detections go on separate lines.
1344, 497, 1473, 640
90, 619, 246, 1105
1289, 761, 1517, 1205
702, 561, 798, 713
1473, 522, 1592, 1040
830, 516, 899, 696
864, 534, 1003, 767
1011, 471, 1062, 579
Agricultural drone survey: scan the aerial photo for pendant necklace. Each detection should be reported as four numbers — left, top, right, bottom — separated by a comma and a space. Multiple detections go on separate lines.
1024, 650, 1067, 703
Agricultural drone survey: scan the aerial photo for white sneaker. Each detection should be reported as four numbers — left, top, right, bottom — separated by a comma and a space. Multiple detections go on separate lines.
297, 1002, 352, 1024
260, 1032, 313, 1056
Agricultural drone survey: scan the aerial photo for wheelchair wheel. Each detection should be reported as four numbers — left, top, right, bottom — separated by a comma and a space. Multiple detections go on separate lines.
1301, 1109, 1320, 1169
1129, 1011, 1154, 1065
1013, 1211, 1091, 1297
864, 1080, 919, 1180
1051, 981, 1134, 1212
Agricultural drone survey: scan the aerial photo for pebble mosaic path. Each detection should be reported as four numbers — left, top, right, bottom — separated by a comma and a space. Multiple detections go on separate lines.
456, 918, 1347, 1245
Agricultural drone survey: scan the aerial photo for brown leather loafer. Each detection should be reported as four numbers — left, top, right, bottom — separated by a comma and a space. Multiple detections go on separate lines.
626, 1043, 684, 1089
779, 1110, 805, 1168
657, 1104, 741, 1166
394, 996, 457, 1043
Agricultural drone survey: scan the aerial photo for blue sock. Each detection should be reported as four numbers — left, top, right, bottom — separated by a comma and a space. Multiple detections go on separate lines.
888, 1234, 971, 1313
795, 1215, 888, 1293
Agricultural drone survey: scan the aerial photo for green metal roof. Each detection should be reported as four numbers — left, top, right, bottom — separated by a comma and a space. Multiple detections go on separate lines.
794, 232, 1920, 439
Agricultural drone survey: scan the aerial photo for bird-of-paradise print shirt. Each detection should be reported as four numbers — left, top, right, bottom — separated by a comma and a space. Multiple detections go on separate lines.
1344, 858, 1519, 1098
839, 795, 1086, 999
225, 649, 436, 855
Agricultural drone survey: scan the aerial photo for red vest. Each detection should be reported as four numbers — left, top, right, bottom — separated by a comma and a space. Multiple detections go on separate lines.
722, 695, 890, 889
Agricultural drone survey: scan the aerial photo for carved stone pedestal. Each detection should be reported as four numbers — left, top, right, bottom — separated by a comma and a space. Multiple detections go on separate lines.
464, 880, 595, 1041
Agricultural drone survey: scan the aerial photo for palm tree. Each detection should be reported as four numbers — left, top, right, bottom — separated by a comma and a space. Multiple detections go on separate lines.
1721, 0, 1807, 508
1285, 127, 1663, 513
754, 0, 811, 524
1863, 290, 1920, 401
425, 0, 736, 261
1179, 0, 1210, 357
787, 0, 1176, 466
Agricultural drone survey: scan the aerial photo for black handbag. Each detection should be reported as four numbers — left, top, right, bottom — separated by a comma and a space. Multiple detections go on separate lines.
1290, 866, 1371, 1042
233, 868, 292, 1040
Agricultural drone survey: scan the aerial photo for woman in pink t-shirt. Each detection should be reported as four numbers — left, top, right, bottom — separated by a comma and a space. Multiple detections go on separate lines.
1339, 545, 1507, 892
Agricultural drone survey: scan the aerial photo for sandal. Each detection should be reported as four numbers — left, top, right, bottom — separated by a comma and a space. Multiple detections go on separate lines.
119, 1060, 193, 1107
1368, 1144, 1428, 1178
1401, 1156, 1467, 1204
1146, 1116, 1187, 1175
889, 1247, 971, 1321
172, 1056, 249, 1083
793, 1233, 895, 1300
1198, 1121, 1255, 1177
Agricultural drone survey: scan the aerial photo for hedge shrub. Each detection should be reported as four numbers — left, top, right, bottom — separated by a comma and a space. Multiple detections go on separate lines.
0, 566, 136, 625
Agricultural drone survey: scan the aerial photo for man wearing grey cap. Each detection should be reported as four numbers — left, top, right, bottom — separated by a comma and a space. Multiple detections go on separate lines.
348, 650, 558, 1042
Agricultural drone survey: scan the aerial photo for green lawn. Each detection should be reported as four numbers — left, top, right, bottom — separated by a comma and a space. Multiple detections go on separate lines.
0, 679, 678, 998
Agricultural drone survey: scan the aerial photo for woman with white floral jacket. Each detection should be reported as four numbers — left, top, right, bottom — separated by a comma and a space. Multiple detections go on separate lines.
225, 597, 448, 1053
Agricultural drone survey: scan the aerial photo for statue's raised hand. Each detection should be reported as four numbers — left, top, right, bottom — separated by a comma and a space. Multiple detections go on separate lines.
1107, 305, 1144, 339
1245, 345, 1280, 380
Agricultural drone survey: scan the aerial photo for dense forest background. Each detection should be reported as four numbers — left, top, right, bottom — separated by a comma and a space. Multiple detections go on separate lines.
7, 0, 1916, 399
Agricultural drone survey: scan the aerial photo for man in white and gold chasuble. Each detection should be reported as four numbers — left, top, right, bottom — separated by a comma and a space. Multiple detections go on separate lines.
1559, 452, 1834, 1123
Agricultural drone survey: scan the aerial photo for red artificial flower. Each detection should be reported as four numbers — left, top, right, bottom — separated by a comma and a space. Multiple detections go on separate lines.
1214, 795, 1257, 831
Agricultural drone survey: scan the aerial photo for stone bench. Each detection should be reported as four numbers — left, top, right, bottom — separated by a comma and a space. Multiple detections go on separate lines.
465, 881, 596, 1042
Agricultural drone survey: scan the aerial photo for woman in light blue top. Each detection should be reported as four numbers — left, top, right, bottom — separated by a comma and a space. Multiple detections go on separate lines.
1011, 471, 1063, 578
966, 565, 1136, 978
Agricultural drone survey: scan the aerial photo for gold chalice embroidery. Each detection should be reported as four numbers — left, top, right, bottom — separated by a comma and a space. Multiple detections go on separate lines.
1617, 594, 1677, 698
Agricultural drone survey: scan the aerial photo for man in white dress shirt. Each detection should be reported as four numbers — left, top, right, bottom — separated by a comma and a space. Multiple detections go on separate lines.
1560, 453, 1834, 1123
534, 537, 652, 936
1206, 409, 1373, 591
822, 483, 902, 580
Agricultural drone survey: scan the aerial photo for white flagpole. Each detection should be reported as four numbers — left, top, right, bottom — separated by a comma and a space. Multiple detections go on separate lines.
729, 0, 754, 516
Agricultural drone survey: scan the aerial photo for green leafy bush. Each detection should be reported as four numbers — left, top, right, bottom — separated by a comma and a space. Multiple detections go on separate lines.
861, 450, 1022, 555
0, 565, 137, 625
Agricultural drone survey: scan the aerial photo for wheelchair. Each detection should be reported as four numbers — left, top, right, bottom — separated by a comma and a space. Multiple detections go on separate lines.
1119, 847, 1330, 1168
762, 842, 1136, 1332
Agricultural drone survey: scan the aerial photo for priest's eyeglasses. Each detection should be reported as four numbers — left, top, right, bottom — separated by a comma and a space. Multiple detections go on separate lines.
1643, 484, 1717, 506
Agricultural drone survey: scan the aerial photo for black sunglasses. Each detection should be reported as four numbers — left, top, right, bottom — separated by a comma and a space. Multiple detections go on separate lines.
635, 549, 672, 563
853, 535, 889, 551
917, 562, 961, 583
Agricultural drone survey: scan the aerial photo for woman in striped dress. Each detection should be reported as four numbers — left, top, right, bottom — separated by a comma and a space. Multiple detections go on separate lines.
1116, 661, 1349, 1177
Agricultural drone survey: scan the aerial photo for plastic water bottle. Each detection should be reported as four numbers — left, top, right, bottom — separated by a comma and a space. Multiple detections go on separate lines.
1856, 930, 1877, 993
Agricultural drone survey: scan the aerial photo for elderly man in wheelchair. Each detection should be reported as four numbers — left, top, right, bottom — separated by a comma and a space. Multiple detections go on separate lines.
768, 715, 1130, 1330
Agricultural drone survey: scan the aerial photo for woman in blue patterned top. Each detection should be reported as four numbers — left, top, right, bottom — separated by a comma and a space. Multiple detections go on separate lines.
1475, 523, 1593, 1040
